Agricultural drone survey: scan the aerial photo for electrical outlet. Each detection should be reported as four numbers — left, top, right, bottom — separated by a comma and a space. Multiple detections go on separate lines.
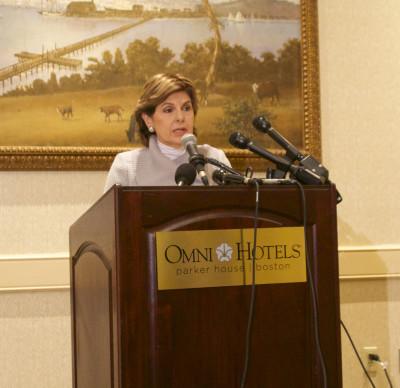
362, 346, 379, 374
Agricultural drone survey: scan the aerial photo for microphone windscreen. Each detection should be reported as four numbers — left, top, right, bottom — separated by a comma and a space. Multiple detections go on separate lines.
212, 169, 225, 185
229, 132, 249, 149
181, 133, 197, 148
175, 163, 197, 186
252, 116, 271, 133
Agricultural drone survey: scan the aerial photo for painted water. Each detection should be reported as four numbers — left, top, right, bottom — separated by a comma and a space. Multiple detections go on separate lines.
0, 5, 300, 94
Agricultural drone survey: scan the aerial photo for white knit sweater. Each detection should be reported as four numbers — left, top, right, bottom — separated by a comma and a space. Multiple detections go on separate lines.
104, 136, 231, 191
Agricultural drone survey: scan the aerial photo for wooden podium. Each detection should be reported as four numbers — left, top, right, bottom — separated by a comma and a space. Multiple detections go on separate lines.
69, 185, 342, 388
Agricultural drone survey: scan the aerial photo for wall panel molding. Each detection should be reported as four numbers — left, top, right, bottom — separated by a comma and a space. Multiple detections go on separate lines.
0, 253, 69, 292
339, 245, 400, 280
1, 245, 399, 291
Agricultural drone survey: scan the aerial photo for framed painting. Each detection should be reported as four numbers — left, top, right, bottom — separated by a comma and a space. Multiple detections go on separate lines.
0, 0, 320, 171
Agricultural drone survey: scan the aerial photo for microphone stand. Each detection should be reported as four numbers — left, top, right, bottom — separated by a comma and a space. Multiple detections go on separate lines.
205, 157, 242, 175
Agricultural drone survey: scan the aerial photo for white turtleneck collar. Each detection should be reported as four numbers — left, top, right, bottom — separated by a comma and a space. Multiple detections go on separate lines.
156, 138, 186, 160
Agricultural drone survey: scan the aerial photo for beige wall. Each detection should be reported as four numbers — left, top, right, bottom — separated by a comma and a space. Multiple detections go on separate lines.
319, 0, 400, 248
0, 290, 72, 388
319, 0, 400, 387
0, 172, 104, 388
1, 0, 400, 387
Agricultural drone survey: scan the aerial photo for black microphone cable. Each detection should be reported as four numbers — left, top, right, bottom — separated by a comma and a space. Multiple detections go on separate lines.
368, 354, 394, 388
384, 368, 394, 388
240, 180, 260, 388
340, 320, 377, 388
341, 320, 395, 388
291, 180, 328, 388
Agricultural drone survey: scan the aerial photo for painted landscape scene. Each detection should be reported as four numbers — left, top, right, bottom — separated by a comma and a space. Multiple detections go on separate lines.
0, 0, 302, 151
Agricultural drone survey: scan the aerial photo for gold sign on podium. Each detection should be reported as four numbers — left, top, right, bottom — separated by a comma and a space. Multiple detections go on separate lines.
156, 227, 306, 290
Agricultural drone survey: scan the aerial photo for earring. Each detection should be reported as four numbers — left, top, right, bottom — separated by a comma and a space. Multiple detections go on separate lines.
148, 126, 155, 133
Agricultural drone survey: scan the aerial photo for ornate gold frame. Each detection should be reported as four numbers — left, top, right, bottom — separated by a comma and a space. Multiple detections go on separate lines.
0, 0, 320, 171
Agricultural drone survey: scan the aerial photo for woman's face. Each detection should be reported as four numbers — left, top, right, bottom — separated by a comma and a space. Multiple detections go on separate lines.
142, 91, 194, 148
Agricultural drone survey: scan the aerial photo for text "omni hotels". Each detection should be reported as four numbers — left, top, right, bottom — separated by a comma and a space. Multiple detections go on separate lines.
164, 242, 302, 264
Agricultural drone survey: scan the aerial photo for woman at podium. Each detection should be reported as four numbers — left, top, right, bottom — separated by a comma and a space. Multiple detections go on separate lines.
104, 73, 231, 190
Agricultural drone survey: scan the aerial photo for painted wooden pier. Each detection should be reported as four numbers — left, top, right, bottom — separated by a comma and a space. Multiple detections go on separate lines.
0, 17, 151, 88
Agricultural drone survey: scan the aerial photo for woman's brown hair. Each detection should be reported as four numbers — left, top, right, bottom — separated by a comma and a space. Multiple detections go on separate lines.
134, 73, 199, 146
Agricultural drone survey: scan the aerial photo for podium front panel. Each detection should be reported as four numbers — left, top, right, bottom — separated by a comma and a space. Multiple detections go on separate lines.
70, 185, 341, 388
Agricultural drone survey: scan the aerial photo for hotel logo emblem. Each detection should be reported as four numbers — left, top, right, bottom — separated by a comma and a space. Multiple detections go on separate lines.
216, 243, 233, 262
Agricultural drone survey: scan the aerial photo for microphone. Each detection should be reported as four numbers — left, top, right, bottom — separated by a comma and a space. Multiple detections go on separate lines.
212, 169, 229, 185
252, 116, 329, 180
229, 132, 325, 185
229, 132, 292, 172
212, 169, 293, 186
181, 133, 209, 186
252, 116, 302, 161
175, 163, 197, 186
212, 169, 254, 185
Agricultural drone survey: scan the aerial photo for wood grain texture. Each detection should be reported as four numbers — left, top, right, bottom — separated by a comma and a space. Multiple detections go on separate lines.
70, 185, 341, 388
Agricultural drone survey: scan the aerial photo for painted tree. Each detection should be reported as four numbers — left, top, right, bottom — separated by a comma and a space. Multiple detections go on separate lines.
215, 97, 272, 137
178, 42, 211, 81
277, 38, 301, 87
259, 52, 279, 82
201, 0, 222, 102
59, 74, 84, 91
47, 72, 59, 93
125, 37, 174, 84
216, 42, 258, 82
31, 79, 47, 95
